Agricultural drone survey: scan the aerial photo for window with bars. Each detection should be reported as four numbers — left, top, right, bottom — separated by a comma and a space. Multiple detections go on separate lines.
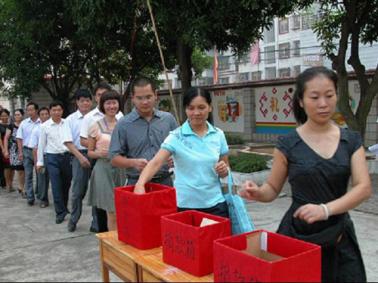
291, 15, 301, 30
264, 25, 275, 43
265, 67, 276, 79
238, 72, 249, 82
292, 40, 300, 57
293, 65, 301, 77
278, 68, 291, 78
279, 17, 289, 34
264, 46, 276, 64
251, 71, 262, 81
219, 77, 230, 84
278, 43, 290, 59
302, 14, 316, 30
218, 56, 229, 70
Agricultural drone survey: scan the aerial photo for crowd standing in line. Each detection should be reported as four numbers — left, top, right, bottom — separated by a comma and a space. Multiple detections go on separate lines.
0, 68, 372, 283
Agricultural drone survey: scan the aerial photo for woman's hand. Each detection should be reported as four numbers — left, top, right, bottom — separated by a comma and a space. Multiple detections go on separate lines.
134, 183, 146, 195
293, 204, 327, 224
239, 180, 261, 201
215, 161, 228, 178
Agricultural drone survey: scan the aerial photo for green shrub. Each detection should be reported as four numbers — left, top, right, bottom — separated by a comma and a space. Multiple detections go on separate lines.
225, 133, 244, 145
229, 153, 269, 173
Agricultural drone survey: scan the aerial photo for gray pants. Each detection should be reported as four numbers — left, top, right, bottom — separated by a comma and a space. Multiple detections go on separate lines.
23, 147, 36, 201
36, 155, 49, 203
70, 152, 91, 224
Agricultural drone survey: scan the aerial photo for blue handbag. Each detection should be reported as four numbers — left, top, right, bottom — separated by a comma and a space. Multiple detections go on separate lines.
224, 170, 255, 235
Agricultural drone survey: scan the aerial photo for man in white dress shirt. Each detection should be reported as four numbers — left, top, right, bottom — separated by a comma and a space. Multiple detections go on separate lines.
29, 107, 50, 207
36, 101, 73, 224
16, 102, 40, 206
79, 82, 123, 233
64, 89, 92, 232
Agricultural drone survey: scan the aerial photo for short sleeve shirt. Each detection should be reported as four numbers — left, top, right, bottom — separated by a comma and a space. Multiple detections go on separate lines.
108, 108, 178, 177
161, 120, 229, 209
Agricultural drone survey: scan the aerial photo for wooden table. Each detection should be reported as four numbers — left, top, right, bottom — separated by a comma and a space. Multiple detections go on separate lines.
97, 231, 213, 282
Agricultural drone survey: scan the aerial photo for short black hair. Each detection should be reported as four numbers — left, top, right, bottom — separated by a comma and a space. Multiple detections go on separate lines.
26, 101, 39, 111
49, 101, 64, 110
38, 107, 49, 115
0, 108, 10, 116
183, 87, 213, 124
94, 82, 112, 95
99, 90, 121, 114
14, 108, 24, 116
293, 66, 338, 124
74, 88, 92, 100
130, 77, 156, 94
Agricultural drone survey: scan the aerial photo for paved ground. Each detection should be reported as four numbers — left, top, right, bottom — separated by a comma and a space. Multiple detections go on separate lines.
0, 174, 377, 282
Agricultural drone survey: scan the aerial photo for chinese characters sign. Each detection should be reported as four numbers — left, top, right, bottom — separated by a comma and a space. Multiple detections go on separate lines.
255, 86, 296, 134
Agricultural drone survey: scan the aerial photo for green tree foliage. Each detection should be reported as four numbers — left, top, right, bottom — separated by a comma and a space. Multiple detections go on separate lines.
312, 0, 378, 137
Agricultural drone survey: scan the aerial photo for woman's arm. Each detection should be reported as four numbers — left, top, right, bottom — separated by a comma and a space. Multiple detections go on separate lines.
239, 148, 288, 202
87, 136, 102, 160
134, 149, 172, 194
3, 128, 11, 158
326, 147, 371, 214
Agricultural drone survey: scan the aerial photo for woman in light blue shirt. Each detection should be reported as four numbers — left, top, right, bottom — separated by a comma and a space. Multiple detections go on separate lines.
135, 87, 230, 217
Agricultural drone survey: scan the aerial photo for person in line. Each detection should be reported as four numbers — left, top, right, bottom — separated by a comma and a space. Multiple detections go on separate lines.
16, 102, 40, 205
3, 109, 25, 195
29, 107, 50, 206
110, 77, 178, 187
64, 89, 93, 232
36, 101, 72, 224
80, 82, 123, 233
0, 108, 13, 192
240, 66, 372, 282
134, 87, 230, 217
87, 90, 125, 231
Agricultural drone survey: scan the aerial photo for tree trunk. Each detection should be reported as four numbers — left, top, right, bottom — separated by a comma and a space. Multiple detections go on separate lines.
177, 39, 193, 94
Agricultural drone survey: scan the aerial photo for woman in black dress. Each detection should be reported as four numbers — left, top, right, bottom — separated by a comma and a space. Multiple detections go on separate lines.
240, 67, 371, 282
3, 109, 25, 195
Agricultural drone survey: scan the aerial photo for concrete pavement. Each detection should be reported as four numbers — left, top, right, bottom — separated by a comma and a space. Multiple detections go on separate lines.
0, 175, 377, 282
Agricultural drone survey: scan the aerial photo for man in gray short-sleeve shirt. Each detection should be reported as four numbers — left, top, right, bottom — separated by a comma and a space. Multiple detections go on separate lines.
109, 77, 178, 185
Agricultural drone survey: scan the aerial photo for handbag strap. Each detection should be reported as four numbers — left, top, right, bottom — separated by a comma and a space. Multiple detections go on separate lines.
227, 168, 234, 195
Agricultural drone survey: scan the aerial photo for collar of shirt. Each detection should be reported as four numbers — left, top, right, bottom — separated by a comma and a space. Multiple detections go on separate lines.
27, 117, 41, 124
181, 120, 216, 137
45, 118, 65, 126
129, 108, 162, 122
74, 110, 86, 119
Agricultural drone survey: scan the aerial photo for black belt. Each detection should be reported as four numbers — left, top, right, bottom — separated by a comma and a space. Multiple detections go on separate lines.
46, 152, 70, 157
23, 146, 33, 150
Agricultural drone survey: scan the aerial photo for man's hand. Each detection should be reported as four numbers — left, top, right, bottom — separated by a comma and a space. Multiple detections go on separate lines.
18, 152, 23, 162
79, 156, 91, 168
36, 165, 44, 173
134, 159, 148, 172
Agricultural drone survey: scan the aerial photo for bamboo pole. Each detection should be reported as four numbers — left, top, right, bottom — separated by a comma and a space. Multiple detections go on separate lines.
146, 0, 181, 124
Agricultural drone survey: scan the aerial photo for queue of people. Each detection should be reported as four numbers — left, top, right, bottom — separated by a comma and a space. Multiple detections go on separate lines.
0, 67, 372, 282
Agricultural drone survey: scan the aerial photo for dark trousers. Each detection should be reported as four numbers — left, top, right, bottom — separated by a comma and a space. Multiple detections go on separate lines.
178, 201, 229, 218
46, 152, 72, 219
126, 175, 173, 187
36, 155, 49, 203
70, 152, 91, 225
